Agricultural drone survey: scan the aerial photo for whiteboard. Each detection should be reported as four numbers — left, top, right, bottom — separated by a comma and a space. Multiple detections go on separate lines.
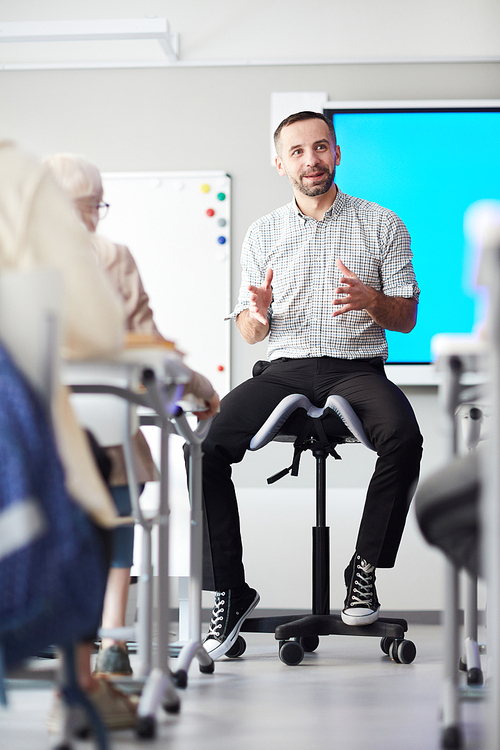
100, 171, 231, 397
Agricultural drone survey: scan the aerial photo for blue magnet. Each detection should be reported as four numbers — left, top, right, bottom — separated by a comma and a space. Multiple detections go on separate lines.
217, 236, 226, 244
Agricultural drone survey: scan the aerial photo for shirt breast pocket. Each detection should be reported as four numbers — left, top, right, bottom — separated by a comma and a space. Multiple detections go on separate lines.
332, 254, 380, 290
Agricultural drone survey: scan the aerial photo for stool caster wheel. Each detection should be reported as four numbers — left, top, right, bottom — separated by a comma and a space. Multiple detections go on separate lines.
199, 660, 215, 674
279, 639, 304, 666
163, 697, 181, 714
136, 715, 156, 739
441, 724, 462, 749
459, 657, 467, 672
74, 726, 91, 739
226, 635, 246, 658
173, 669, 188, 689
300, 635, 319, 653
389, 639, 416, 664
467, 667, 483, 686
380, 636, 395, 656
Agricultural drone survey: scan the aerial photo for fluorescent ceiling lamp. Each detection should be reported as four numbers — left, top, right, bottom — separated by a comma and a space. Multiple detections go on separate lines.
0, 18, 179, 62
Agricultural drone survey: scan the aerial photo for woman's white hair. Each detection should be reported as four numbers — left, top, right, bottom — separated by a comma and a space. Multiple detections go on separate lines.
43, 153, 103, 201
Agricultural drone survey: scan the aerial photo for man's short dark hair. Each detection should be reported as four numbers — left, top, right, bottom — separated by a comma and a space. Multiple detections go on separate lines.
274, 111, 337, 156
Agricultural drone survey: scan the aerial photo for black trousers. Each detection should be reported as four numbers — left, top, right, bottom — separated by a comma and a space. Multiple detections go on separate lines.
200, 357, 423, 591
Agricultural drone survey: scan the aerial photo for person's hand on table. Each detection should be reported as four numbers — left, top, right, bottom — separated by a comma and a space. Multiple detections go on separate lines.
193, 391, 220, 421
125, 331, 184, 356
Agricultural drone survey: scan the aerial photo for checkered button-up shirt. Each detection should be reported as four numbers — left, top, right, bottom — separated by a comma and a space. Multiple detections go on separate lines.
231, 187, 420, 363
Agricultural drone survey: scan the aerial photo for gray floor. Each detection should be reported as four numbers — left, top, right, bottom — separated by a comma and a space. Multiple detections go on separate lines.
1, 624, 489, 750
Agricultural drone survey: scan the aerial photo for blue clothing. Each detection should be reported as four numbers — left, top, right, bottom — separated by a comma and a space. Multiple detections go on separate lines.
109, 484, 143, 569
0, 342, 106, 669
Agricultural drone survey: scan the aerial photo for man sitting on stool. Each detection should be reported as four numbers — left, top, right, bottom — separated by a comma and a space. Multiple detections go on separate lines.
201, 111, 423, 659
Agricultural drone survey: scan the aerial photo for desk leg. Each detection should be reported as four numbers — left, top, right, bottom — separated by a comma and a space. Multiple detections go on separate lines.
441, 559, 461, 748
174, 441, 214, 682
136, 523, 153, 679
138, 421, 180, 721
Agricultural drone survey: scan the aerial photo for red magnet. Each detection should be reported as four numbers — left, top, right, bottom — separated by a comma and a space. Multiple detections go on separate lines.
206, 208, 215, 217
217, 365, 224, 372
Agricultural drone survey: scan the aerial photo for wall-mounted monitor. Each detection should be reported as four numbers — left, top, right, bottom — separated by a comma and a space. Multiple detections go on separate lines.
323, 100, 500, 384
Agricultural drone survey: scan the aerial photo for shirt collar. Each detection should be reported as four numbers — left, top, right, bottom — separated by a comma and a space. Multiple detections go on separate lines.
292, 185, 345, 221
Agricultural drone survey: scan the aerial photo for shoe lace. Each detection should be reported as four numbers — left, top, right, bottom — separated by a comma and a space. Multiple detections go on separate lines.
206, 592, 226, 637
348, 559, 376, 607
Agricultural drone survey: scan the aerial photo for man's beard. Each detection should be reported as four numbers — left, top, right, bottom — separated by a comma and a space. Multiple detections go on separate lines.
290, 166, 335, 197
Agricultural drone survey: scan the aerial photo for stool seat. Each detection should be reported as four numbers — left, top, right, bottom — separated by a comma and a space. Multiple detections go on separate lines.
235, 393, 415, 667
249, 393, 375, 451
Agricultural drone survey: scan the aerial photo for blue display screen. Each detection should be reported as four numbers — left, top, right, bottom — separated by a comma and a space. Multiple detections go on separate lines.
325, 107, 500, 363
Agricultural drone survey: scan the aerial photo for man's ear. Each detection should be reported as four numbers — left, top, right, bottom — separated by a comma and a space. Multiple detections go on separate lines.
275, 155, 287, 177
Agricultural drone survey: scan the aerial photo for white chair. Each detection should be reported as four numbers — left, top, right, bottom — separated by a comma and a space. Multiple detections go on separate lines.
428, 337, 487, 750
0, 268, 62, 409
0, 268, 109, 750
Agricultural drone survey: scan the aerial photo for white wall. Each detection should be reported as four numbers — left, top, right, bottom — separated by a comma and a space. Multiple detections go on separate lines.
1, 0, 497, 613
1, 0, 499, 64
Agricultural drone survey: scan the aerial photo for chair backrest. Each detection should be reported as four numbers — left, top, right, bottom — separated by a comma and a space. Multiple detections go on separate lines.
0, 268, 136, 447
69, 391, 138, 447
0, 268, 62, 411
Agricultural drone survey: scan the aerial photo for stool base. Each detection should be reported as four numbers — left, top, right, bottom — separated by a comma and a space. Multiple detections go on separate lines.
241, 613, 408, 640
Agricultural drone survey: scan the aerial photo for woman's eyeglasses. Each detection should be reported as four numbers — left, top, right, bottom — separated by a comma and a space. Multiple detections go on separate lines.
97, 202, 110, 219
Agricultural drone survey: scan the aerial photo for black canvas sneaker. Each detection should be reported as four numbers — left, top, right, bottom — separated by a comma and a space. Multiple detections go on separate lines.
341, 554, 380, 626
203, 584, 260, 659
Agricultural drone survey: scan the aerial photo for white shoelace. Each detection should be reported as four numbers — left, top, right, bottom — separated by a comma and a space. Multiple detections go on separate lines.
206, 593, 226, 637
348, 559, 376, 607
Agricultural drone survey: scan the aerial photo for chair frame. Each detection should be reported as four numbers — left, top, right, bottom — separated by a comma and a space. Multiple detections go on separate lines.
432, 345, 487, 750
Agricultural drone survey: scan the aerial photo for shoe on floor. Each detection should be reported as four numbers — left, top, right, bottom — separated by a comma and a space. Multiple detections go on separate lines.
203, 584, 260, 660
341, 554, 380, 626
93, 645, 133, 677
46, 678, 139, 734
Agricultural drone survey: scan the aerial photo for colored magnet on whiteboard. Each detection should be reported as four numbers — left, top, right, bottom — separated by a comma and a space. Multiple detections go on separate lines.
218, 218, 226, 227
206, 208, 215, 217
217, 236, 226, 244
217, 365, 224, 372
217, 192, 226, 201
200, 183, 210, 193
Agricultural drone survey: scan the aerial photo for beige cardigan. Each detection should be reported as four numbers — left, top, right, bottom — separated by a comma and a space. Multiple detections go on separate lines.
90, 234, 215, 487
0, 142, 125, 527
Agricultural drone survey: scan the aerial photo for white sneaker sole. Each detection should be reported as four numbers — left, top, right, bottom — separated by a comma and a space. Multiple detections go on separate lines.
341, 607, 380, 626
203, 592, 260, 660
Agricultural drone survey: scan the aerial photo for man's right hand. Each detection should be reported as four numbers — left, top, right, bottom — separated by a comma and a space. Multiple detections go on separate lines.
248, 268, 273, 326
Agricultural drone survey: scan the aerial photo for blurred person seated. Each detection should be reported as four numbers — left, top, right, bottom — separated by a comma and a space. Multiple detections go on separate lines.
0, 140, 141, 731
44, 153, 219, 678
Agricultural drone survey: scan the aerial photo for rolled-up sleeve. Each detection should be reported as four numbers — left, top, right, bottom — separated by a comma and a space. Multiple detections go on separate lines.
380, 212, 420, 301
